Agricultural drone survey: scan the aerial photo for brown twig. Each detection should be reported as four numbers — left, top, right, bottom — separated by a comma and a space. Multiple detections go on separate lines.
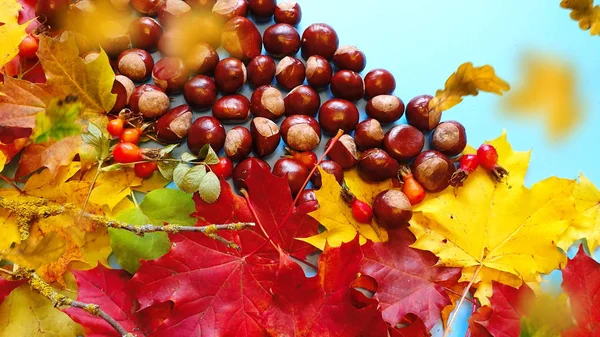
0, 174, 22, 192
443, 264, 483, 337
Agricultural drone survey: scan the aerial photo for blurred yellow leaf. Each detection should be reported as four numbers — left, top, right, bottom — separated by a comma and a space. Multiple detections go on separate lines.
0, 0, 22, 23
301, 167, 390, 250
429, 62, 510, 115
520, 294, 573, 337
558, 174, 600, 251
503, 54, 582, 140
0, 285, 85, 337
561, 0, 600, 35
0, 0, 34, 69
409, 132, 578, 304
132, 171, 171, 193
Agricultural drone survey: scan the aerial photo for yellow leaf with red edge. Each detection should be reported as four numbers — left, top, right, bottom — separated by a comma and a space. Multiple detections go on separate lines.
0, 0, 34, 68
408, 132, 578, 304
301, 167, 391, 250
429, 62, 510, 116
560, 0, 600, 35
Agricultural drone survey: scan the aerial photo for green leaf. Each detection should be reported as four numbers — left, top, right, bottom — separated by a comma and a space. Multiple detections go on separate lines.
204, 146, 219, 165
198, 171, 221, 203
140, 188, 196, 226
101, 163, 128, 172
173, 163, 191, 190
196, 144, 211, 159
33, 96, 82, 143
181, 152, 198, 162
180, 165, 207, 194
109, 207, 171, 274
81, 122, 110, 161
157, 161, 177, 180
160, 143, 179, 156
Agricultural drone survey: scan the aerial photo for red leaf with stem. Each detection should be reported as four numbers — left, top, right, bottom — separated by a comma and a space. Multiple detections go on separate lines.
0, 276, 25, 305
192, 179, 254, 226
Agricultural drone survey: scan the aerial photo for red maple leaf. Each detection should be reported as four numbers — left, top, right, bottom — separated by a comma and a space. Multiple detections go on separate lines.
262, 237, 381, 337
358, 228, 461, 330
468, 282, 534, 337
0, 277, 25, 305
561, 246, 600, 337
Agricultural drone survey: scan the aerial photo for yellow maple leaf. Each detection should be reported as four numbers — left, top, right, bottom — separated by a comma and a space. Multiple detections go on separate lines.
86, 167, 143, 211
561, 0, 600, 35
503, 54, 582, 141
301, 167, 391, 250
408, 132, 578, 304
429, 62, 510, 115
557, 174, 600, 251
0, 285, 85, 337
132, 171, 171, 193
0, 0, 34, 68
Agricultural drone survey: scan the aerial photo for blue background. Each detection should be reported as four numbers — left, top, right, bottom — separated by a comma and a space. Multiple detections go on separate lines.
293, 0, 599, 336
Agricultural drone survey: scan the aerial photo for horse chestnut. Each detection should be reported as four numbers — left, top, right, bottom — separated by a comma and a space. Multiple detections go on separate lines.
251, 117, 281, 157
186, 0, 215, 10
326, 135, 358, 169
221, 16, 262, 62
233, 157, 270, 190
333, 45, 366, 73
305, 55, 332, 89
406, 94, 439, 132
157, 0, 191, 27
152, 57, 189, 94
183, 75, 218, 111
115, 75, 135, 104
225, 126, 252, 161
212, 95, 251, 123
212, 0, 248, 21
248, 0, 276, 20
318, 99, 359, 135
364, 69, 396, 99
330, 70, 364, 101
365, 95, 404, 124
383, 125, 425, 162
301, 23, 339, 60
155, 104, 193, 143
185, 43, 219, 75
310, 160, 343, 189
129, 84, 170, 118
250, 85, 285, 120
110, 79, 128, 114
280, 115, 321, 151
284, 85, 320, 116
297, 189, 316, 206
358, 148, 399, 182
432, 121, 467, 157
131, 0, 165, 16
411, 150, 456, 192
275, 56, 305, 90
372, 189, 412, 228
273, 157, 310, 195
214, 57, 247, 94
129, 17, 163, 51
354, 118, 384, 151
247, 55, 276, 87
263, 23, 301, 58
274, 1, 301, 26
187, 116, 226, 154
117, 49, 154, 82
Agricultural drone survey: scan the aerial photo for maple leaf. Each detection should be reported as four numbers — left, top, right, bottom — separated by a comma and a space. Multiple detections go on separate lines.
0, 76, 50, 129
409, 132, 578, 303
0, 0, 34, 68
0, 284, 85, 337
502, 54, 582, 140
519, 293, 573, 337
15, 135, 81, 180
0, 277, 25, 305
428, 62, 510, 115
358, 228, 461, 330
33, 96, 83, 143
468, 282, 534, 337
561, 246, 600, 337
262, 237, 380, 337
560, 0, 600, 35
558, 174, 600, 251
303, 167, 391, 250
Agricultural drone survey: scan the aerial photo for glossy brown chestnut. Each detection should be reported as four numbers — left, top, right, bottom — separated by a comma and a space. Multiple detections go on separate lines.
117, 49, 154, 82
225, 126, 253, 161
247, 55, 276, 87
411, 150, 456, 192
221, 16, 262, 62
187, 116, 226, 154
152, 57, 189, 94
431, 121, 467, 157
275, 56, 305, 90
333, 45, 366, 73
233, 157, 271, 190
284, 85, 320, 116
251, 117, 281, 157
296, 189, 316, 206
358, 148, 399, 182
185, 43, 219, 75
129, 84, 170, 118
263, 23, 301, 58
354, 118, 384, 151
157, 0, 191, 27
280, 115, 321, 151
366, 95, 405, 124
305, 55, 332, 89
318, 99, 359, 135
406, 94, 439, 132
301, 23, 339, 60
272, 158, 310, 195
214, 57, 247, 94
383, 124, 425, 162
248, 0, 276, 20
183, 75, 218, 110
373, 189, 412, 228
310, 160, 343, 189
330, 70, 364, 101
115, 75, 135, 104
250, 85, 285, 120
212, 95, 250, 123
35, 0, 69, 28
129, 17, 163, 51
274, 1, 301, 26
131, 0, 165, 15
156, 104, 193, 143
110, 79, 128, 114
212, 0, 248, 21
100, 33, 131, 59
364, 69, 396, 99
326, 135, 358, 169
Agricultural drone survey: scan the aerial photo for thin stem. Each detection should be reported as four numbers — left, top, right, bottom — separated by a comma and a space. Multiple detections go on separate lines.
442, 286, 478, 306
240, 189, 280, 253
19, 60, 41, 78
70, 300, 132, 337
0, 268, 16, 277
79, 160, 103, 223
443, 264, 483, 337
0, 174, 22, 192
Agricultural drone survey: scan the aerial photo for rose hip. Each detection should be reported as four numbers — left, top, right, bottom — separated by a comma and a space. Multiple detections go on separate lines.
209, 157, 233, 179
477, 144, 508, 181
341, 187, 372, 224
449, 154, 479, 187
398, 165, 426, 205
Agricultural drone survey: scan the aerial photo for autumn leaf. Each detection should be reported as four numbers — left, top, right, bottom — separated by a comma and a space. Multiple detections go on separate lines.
303, 167, 391, 250
0, 277, 25, 305
15, 135, 81, 180
0, 0, 34, 68
409, 132, 578, 303
33, 96, 83, 143
502, 54, 582, 140
561, 246, 600, 337
262, 237, 380, 337
560, 0, 600, 35
0, 285, 85, 337
557, 174, 600, 251
0, 76, 51, 129
519, 293, 573, 337
429, 62, 510, 115
468, 282, 534, 337
358, 228, 461, 330
87, 167, 143, 211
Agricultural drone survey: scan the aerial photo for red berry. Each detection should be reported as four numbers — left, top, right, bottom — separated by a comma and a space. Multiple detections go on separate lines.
477, 144, 498, 171
120, 128, 141, 144
459, 154, 479, 173
113, 142, 141, 163
209, 157, 233, 179
19, 35, 39, 59
107, 118, 125, 137
134, 161, 158, 178
351, 198, 373, 224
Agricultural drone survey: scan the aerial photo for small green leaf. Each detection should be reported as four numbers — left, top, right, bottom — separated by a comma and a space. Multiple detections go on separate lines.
197, 144, 211, 159
180, 165, 207, 194
33, 96, 82, 143
141, 188, 196, 226
82, 122, 110, 161
157, 161, 177, 180
198, 171, 221, 203
181, 152, 198, 162
204, 146, 219, 165
160, 144, 179, 156
173, 163, 191, 190
101, 163, 129, 171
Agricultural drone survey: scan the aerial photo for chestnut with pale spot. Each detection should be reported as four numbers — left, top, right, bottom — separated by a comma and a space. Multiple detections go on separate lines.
221, 16, 262, 62
129, 84, 170, 119
251, 117, 281, 157
115, 75, 135, 104
280, 115, 321, 151
358, 148, 399, 182
431, 121, 467, 157
250, 85, 285, 120
305, 55, 332, 89
333, 45, 366, 73
411, 150, 456, 192
225, 126, 253, 161
156, 104, 193, 143
354, 118, 384, 151
185, 43, 220, 75
117, 49, 154, 82
212, 0, 248, 21
406, 94, 440, 132
276, 56, 305, 90
326, 135, 358, 169
152, 57, 189, 94
366, 95, 405, 124
284, 85, 320, 116
274, 1, 301, 26
373, 189, 412, 228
